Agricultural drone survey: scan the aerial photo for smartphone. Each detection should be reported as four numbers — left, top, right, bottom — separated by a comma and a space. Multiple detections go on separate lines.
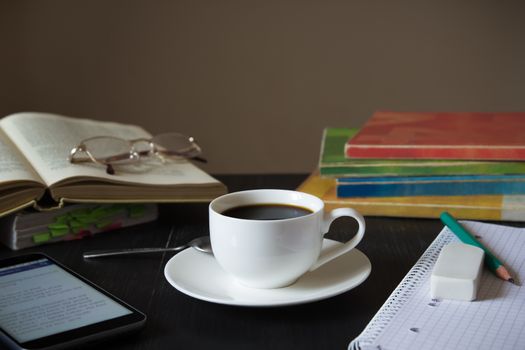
0, 253, 146, 350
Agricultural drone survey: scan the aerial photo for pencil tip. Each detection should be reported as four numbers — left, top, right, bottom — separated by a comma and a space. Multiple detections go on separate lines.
508, 278, 516, 285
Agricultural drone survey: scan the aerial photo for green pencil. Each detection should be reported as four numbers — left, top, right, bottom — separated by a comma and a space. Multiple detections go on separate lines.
440, 211, 515, 284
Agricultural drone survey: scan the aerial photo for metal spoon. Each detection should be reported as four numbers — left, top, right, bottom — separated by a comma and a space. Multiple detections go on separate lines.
82, 236, 213, 259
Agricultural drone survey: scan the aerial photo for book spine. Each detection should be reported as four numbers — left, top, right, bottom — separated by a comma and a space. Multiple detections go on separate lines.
298, 173, 525, 221
323, 199, 525, 221
320, 162, 525, 177
344, 145, 525, 161
336, 176, 525, 197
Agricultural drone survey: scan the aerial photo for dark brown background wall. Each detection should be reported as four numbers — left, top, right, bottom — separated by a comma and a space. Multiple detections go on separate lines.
1, 1, 524, 174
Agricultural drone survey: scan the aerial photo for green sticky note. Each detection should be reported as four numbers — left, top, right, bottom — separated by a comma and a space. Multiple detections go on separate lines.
48, 223, 69, 230
32, 232, 51, 243
68, 219, 80, 228
54, 215, 69, 225
70, 213, 90, 222
96, 219, 114, 229
50, 227, 70, 237
128, 205, 145, 218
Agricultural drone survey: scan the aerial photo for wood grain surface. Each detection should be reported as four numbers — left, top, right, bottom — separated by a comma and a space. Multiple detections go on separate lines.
0, 174, 476, 350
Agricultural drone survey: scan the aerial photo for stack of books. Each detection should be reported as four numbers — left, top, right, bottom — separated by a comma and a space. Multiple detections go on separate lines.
298, 111, 525, 221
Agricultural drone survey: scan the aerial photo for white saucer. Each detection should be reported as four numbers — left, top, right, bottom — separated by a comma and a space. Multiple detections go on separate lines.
164, 239, 371, 307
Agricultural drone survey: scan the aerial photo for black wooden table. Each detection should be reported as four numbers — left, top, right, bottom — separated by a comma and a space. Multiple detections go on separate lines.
0, 174, 458, 349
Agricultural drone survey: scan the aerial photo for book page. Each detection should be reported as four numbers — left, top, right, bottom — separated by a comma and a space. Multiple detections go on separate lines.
0, 112, 219, 188
0, 112, 148, 185
355, 221, 525, 350
0, 128, 42, 184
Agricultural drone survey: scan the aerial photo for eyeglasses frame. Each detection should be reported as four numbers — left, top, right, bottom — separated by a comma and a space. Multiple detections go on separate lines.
69, 134, 205, 175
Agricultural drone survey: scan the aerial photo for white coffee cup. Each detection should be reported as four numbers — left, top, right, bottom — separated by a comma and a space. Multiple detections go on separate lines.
209, 189, 366, 289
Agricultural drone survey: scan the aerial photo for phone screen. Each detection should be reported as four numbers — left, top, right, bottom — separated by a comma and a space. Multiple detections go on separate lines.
0, 256, 138, 347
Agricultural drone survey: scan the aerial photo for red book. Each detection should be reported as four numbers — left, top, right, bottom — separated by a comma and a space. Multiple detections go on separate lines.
345, 111, 525, 160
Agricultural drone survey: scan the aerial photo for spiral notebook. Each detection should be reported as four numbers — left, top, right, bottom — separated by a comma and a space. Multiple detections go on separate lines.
349, 221, 525, 350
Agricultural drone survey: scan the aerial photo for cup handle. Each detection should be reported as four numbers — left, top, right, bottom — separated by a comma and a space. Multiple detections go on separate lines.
309, 208, 366, 271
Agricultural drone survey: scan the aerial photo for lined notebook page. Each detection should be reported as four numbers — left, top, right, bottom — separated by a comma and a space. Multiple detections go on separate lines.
350, 221, 525, 350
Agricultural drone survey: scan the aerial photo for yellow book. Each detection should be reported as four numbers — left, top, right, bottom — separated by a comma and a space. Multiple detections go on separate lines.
297, 171, 525, 221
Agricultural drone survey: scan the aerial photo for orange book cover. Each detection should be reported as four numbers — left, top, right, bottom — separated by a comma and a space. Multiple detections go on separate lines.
345, 111, 525, 160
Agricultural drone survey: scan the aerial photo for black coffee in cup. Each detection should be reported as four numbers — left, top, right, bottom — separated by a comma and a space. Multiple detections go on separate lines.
221, 204, 313, 220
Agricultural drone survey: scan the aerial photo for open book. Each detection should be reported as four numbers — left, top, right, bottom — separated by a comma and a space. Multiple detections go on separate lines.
0, 112, 227, 216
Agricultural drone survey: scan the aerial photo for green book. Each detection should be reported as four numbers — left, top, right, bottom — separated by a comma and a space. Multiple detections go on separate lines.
319, 128, 525, 177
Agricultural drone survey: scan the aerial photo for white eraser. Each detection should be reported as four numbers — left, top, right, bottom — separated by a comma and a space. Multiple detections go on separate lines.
431, 243, 484, 301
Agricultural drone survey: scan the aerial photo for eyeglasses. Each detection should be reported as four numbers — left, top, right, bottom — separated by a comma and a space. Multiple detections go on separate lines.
69, 132, 206, 175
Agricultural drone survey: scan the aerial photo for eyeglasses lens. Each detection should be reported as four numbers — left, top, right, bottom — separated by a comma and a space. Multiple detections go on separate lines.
83, 137, 133, 163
